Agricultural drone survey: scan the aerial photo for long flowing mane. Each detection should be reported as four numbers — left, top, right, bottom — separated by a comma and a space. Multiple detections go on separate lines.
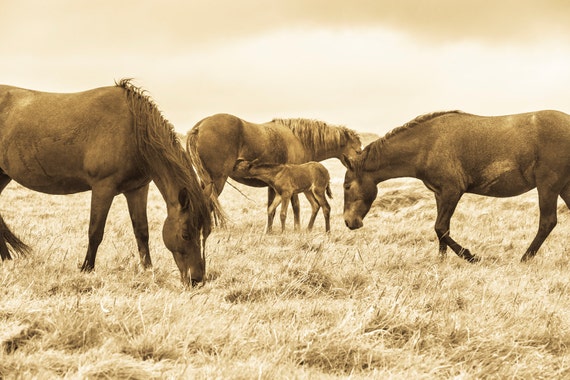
272, 118, 361, 155
116, 79, 216, 231
357, 110, 464, 172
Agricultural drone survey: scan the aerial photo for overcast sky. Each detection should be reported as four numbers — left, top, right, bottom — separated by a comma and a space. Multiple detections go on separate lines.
2, 1, 570, 135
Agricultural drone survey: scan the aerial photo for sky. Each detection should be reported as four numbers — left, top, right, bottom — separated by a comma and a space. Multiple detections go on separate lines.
2, 1, 570, 135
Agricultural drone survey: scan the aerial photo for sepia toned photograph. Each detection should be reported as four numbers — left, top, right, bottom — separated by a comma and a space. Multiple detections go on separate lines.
1, 1, 570, 378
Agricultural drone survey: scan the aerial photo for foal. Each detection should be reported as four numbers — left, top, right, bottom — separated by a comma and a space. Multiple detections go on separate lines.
234, 159, 332, 232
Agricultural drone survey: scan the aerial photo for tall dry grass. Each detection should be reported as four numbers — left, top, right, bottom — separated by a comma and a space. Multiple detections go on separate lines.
1, 158, 570, 379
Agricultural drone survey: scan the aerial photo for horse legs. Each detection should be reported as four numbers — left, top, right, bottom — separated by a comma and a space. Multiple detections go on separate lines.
291, 194, 301, 231
266, 193, 282, 234
304, 192, 320, 231
81, 186, 115, 272
434, 190, 479, 263
0, 174, 29, 260
315, 191, 331, 232
124, 185, 152, 270
279, 194, 292, 232
265, 187, 278, 233
520, 184, 559, 262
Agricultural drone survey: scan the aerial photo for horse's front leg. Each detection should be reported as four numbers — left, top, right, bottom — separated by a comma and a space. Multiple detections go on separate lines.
291, 194, 301, 231
124, 184, 152, 270
266, 193, 282, 234
81, 185, 115, 272
265, 187, 277, 233
521, 184, 558, 261
280, 194, 292, 232
434, 190, 479, 263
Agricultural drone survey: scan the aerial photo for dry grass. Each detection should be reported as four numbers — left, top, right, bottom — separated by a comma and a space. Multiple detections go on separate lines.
1, 158, 570, 379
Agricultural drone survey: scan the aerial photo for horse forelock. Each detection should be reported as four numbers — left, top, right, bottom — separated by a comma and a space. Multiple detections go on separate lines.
272, 118, 360, 154
116, 79, 212, 233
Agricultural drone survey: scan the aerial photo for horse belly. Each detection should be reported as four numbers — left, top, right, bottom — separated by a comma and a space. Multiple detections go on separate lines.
468, 169, 535, 197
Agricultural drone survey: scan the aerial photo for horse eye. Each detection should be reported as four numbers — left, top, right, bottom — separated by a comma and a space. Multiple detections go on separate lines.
343, 183, 351, 190
181, 232, 192, 241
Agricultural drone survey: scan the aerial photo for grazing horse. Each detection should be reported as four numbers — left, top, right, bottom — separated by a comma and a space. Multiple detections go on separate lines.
187, 113, 361, 232
234, 159, 332, 232
342, 110, 570, 263
0, 79, 221, 286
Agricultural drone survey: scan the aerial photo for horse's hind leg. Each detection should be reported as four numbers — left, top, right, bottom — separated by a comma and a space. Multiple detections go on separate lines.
124, 184, 152, 270
434, 190, 479, 263
304, 192, 320, 231
81, 186, 115, 272
291, 194, 301, 231
315, 192, 331, 232
0, 174, 29, 260
521, 184, 559, 262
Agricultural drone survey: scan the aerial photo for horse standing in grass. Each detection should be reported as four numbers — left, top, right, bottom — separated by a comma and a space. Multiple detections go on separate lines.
187, 113, 361, 232
234, 159, 332, 232
0, 79, 221, 286
342, 110, 570, 263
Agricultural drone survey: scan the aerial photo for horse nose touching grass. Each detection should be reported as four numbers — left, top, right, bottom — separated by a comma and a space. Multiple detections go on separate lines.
0, 79, 223, 288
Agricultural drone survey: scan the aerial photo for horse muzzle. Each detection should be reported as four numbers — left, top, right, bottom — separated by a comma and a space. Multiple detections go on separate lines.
344, 216, 363, 230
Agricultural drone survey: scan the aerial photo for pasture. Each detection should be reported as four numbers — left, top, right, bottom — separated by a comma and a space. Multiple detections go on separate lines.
1, 156, 570, 378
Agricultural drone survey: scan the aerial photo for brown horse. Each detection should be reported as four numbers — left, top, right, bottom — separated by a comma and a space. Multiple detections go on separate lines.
0, 79, 221, 286
342, 110, 570, 263
234, 159, 333, 232
187, 113, 361, 232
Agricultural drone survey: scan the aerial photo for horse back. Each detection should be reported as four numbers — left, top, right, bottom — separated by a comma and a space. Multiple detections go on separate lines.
0, 84, 141, 194
425, 110, 570, 196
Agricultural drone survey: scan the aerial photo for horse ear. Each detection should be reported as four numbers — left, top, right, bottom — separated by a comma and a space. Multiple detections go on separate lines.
341, 154, 354, 170
178, 188, 190, 210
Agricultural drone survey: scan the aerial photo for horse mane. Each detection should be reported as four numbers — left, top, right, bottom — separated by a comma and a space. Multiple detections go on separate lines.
356, 110, 464, 172
272, 118, 361, 155
116, 79, 218, 232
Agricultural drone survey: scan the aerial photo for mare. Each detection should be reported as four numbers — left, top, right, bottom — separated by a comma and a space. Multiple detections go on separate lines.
342, 110, 570, 263
187, 113, 361, 232
234, 159, 333, 232
0, 79, 221, 286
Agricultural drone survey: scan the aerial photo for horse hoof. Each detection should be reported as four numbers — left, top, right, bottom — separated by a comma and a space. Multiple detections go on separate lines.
467, 255, 481, 263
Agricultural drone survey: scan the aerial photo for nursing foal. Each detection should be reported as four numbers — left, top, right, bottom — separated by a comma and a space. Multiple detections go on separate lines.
234, 159, 332, 232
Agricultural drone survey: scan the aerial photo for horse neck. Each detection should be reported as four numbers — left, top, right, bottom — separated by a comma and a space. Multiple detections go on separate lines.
152, 173, 183, 212
365, 131, 425, 182
309, 144, 345, 161
248, 165, 283, 187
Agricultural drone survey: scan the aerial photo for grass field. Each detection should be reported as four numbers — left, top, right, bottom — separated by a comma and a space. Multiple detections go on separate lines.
1, 155, 570, 379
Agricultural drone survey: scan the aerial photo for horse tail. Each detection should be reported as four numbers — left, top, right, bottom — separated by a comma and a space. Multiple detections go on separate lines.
326, 183, 333, 199
186, 126, 227, 227
0, 214, 30, 259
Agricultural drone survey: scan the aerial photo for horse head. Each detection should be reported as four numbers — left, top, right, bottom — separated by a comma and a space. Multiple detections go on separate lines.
342, 155, 377, 230
162, 187, 209, 287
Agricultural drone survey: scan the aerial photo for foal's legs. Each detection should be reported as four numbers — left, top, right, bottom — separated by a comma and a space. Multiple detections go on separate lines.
266, 188, 300, 232
304, 191, 320, 231
434, 190, 479, 263
266, 192, 282, 234
266, 187, 277, 233
291, 194, 301, 231
314, 191, 331, 232
124, 184, 152, 269
81, 185, 115, 272
520, 184, 560, 261
279, 193, 292, 232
